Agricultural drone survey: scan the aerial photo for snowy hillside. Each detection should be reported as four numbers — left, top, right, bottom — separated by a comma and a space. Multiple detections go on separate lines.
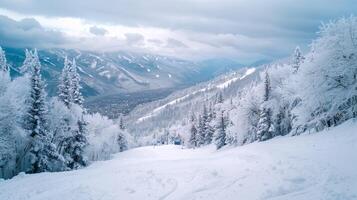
1, 119, 356, 200
125, 66, 261, 142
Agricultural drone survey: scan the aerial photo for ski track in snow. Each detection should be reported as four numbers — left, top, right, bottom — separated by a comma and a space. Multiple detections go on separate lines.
1, 120, 357, 200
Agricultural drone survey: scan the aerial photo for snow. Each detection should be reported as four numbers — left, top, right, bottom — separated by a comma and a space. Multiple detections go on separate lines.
137, 88, 207, 122
168, 73, 172, 78
99, 70, 110, 76
123, 56, 133, 63
1, 120, 356, 200
216, 68, 256, 89
77, 66, 94, 78
136, 68, 255, 122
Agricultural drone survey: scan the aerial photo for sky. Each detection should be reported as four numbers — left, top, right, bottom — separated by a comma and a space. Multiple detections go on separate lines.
0, 0, 356, 63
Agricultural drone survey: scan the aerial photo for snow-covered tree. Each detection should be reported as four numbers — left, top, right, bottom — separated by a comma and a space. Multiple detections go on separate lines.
20, 49, 33, 74
203, 105, 215, 144
0, 46, 9, 73
256, 107, 274, 141
70, 59, 84, 106
58, 57, 72, 108
0, 47, 10, 95
214, 111, 227, 149
256, 70, 274, 141
117, 131, 128, 152
291, 46, 304, 73
216, 92, 224, 104
197, 114, 205, 146
263, 70, 271, 102
291, 16, 357, 133
188, 114, 198, 148
22, 50, 61, 173
56, 57, 88, 169
119, 116, 125, 130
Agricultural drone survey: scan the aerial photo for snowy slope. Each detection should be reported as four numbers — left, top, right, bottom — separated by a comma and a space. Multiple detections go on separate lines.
1, 120, 356, 200
137, 68, 256, 122
126, 67, 261, 139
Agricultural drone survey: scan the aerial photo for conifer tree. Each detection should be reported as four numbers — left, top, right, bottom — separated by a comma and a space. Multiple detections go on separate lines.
119, 116, 125, 130
0, 47, 10, 95
217, 92, 224, 103
20, 49, 33, 74
292, 46, 304, 73
58, 57, 72, 108
202, 105, 214, 145
214, 111, 227, 149
188, 114, 198, 148
197, 115, 205, 146
256, 70, 274, 141
70, 59, 84, 106
57, 57, 88, 169
24, 50, 60, 173
117, 131, 128, 152
0, 46, 9, 73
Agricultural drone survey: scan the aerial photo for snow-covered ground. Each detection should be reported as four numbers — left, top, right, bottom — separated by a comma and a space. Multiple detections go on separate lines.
1, 120, 357, 200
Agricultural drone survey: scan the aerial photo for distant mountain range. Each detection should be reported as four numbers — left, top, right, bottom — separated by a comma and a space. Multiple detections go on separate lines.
4, 47, 246, 97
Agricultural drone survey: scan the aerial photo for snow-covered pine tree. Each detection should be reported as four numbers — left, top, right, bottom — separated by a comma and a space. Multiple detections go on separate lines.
57, 57, 89, 169
256, 107, 273, 141
204, 119, 215, 145
217, 91, 224, 104
201, 105, 214, 145
68, 117, 88, 169
256, 70, 274, 141
292, 46, 304, 73
0, 47, 10, 95
117, 131, 128, 152
214, 111, 227, 149
263, 70, 271, 102
197, 114, 205, 146
69, 59, 88, 169
58, 57, 72, 108
20, 49, 33, 75
70, 59, 84, 106
188, 114, 198, 148
119, 116, 125, 130
23, 49, 61, 173
0, 46, 9, 73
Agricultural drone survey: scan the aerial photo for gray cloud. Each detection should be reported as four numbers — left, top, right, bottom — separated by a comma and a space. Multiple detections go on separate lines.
147, 39, 164, 46
0, 15, 68, 48
0, 0, 356, 61
165, 38, 187, 48
89, 26, 107, 36
124, 33, 144, 46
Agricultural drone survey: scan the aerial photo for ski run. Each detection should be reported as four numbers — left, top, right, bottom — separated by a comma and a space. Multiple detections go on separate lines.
1, 119, 356, 200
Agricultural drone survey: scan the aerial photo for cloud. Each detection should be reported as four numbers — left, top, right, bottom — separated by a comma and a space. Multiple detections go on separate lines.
0, 15, 68, 48
89, 26, 107, 36
165, 38, 187, 48
124, 33, 144, 46
147, 39, 164, 46
0, 0, 356, 62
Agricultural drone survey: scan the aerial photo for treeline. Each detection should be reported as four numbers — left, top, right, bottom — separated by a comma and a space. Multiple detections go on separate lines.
0, 48, 129, 179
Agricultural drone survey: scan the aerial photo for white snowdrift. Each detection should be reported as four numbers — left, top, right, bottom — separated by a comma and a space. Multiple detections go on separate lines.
1, 120, 357, 200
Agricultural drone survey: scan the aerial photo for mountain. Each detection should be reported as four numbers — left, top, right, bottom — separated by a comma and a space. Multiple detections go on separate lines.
1, 119, 356, 200
4, 47, 244, 98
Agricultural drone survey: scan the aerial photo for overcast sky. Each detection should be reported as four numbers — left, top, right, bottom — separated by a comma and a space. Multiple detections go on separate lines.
0, 0, 356, 63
